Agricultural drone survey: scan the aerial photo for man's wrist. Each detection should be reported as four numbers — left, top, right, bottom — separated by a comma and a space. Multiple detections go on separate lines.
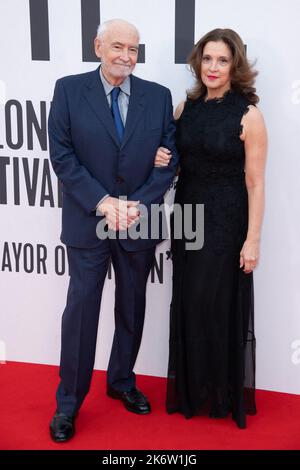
96, 195, 110, 215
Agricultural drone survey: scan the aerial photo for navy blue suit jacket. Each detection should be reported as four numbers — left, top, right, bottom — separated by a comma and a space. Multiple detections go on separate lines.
48, 67, 178, 251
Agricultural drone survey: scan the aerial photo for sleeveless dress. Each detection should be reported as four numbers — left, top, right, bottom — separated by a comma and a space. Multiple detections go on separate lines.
166, 90, 256, 429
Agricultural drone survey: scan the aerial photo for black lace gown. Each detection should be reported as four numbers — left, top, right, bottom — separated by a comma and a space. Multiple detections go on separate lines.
166, 90, 256, 429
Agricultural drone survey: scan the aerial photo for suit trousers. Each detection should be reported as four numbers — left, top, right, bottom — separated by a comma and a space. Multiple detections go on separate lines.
56, 239, 156, 416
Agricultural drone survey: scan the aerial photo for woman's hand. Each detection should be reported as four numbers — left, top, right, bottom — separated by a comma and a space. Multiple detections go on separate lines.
240, 239, 260, 274
154, 147, 172, 167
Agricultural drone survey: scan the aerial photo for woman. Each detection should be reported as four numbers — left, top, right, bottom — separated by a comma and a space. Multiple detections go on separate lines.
155, 29, 267, 428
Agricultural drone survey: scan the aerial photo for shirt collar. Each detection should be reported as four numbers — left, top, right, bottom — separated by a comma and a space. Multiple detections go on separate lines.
99, 67, 131, 97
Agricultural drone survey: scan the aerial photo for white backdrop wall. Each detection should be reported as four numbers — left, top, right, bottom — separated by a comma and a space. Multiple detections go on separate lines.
0, 0, 300, 395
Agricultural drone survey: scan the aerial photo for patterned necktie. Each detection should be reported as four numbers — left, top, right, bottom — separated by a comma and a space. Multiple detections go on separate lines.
111, 87, 124, 143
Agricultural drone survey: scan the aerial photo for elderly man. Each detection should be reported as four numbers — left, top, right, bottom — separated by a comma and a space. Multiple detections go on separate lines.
48, 19, 178, 442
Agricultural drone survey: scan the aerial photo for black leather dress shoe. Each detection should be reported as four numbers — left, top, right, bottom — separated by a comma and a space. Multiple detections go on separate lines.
107, 386, 151, 414
50, 412, 76, 443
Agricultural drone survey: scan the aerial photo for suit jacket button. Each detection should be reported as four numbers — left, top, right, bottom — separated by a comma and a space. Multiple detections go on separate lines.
116, 176, 124, 183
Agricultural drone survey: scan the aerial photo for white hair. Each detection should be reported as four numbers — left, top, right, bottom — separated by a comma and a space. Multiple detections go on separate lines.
97, 19, 140, 41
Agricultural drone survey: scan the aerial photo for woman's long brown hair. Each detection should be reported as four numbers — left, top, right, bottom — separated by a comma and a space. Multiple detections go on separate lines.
187, 28, 259, 105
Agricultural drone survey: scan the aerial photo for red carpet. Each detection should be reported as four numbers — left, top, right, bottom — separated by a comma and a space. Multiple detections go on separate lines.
0, 361, 299, 450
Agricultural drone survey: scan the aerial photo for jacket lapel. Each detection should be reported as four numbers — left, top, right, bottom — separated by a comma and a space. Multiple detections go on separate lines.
83, 67, 120, 147
121, 75, 145, 149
